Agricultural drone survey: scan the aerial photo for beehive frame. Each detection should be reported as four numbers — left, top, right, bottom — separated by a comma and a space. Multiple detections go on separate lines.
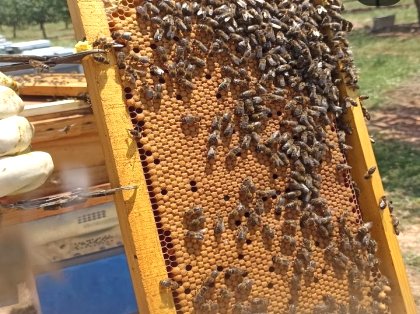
67, 0, 415, 313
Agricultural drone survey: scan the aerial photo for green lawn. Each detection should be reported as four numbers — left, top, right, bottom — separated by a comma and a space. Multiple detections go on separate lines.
344, 0, 417, 28
373, 140, 420, 220
0, 22, 76, 47
348, 31, 420, 109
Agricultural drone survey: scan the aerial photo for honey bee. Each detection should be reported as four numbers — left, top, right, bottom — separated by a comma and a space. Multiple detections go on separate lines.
181, 114, 201, 125
284, 220, 298, 234
130, 52, 149, 64
153, 29, 163, 42
127, 128, 141, 139
240, 89, 257, 98
187, 216, 206, 231
290, 274, 300, 290
185, 229, 206, 241
236, 278, 253, 296
217, 78, 231, 92
247, 211, 261, 228
364, 166, 376, 179
223, 123, 234, 138
150, 65, 165, 76
336, 163, 352, 172
189, 56, 206, 67
236, 225, 248, 245
226, 146, 242, 161
207, 130, 220, 146
143, 85, 156, 100
155, 46, 168, 62
180, 78, 194, 89
192, 39, 208, 53
293, 259, 305, 275
282, 235, 297, 248
274, 197, 285, 215
210, 116, 222, 132
262, 224, 275, 242
255, 198, 265, 215
207, 146, 216, 161
214, 216, 225, 237
135, 5, 150, 20
234, 102, 245, 117
379, 196, 387, 210
159, 279, 179, 290
250, 298, 269, 312
391, 214, 400, 235
241, 134, 251, 150
93, 53, 109, 64
217, 287, 232, 303
116, 51, 126, 69
232, 303, 250, 314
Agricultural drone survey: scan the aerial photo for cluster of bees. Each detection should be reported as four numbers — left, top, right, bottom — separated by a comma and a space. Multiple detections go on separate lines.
161, 267, 269, 313
98, 0, 401, 312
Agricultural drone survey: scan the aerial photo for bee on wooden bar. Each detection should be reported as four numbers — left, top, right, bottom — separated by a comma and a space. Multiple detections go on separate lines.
364, 166, 377, 179
379, 196, 387, 210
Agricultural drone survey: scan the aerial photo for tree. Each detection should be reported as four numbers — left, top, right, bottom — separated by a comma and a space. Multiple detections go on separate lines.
0, 0, 27, 38
415, 0, 420, 25
27, 0, 63, 39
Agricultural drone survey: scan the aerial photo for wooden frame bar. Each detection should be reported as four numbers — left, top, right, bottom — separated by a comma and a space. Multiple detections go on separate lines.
343, 86, 416, 313
67, 0, 176, 313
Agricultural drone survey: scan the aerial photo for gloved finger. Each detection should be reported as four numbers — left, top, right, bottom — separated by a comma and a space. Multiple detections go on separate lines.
0, 72, 19, 92
0, 85, 24, 118
0, 116, 34, 157
0, 151, 54, 197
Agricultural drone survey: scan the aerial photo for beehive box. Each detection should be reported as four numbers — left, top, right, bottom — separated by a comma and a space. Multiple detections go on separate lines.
68, 0, 415, 313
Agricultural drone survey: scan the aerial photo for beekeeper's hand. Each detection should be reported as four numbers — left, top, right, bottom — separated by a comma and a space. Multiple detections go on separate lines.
0, 73, 54, 197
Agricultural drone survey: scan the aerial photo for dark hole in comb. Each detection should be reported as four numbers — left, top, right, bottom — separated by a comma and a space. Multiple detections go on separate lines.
186, 265, 192, 271
173, 36, 179, 42
277, 111, 282, 116
246, 239, 252, 245
190, 181, 197, 186
216, 93, 222, 99
159, 78, 165, 84
136, 108, 143, 114
154, 158, 160, 164
150, 43, 157, 49
176, 94, 182, 100
185, 288, 191, 294
244, 212, 250, 218
321, 268, 327, 274
145, 150, 152, 156
161, 189, 168, 195
217, 265, 224, 272
124, 87, 132, 93
223, 195, 230, 201
268, 267, 275, 272
272, 174, 278, 179
267, 282, 274, 288
191, 186, 198, 192
235, 220, 241, 226
238, 254, 244, 260
205, 73, 211, 80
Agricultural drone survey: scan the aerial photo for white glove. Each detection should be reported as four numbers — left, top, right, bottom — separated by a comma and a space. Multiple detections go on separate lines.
0, 73, 54, 197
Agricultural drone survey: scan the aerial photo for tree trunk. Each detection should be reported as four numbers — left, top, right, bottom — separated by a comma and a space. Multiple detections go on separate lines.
40, 22, 47, 39
65, 19, 69, 29
13, 24, 17, 38
415, 0, 420, 25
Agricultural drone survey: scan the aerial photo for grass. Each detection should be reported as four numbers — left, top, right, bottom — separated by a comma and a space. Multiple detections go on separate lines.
343, 1, 420, 109
0, 22, 76, 47
404, 252, 420, 269
344, 0, 417, 28
373, 140, 420, 219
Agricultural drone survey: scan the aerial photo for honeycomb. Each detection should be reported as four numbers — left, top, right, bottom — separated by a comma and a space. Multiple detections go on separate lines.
92, 0, 392, 312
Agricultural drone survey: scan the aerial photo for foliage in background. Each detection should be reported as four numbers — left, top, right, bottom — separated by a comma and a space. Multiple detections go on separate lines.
0, 0, 70, 39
